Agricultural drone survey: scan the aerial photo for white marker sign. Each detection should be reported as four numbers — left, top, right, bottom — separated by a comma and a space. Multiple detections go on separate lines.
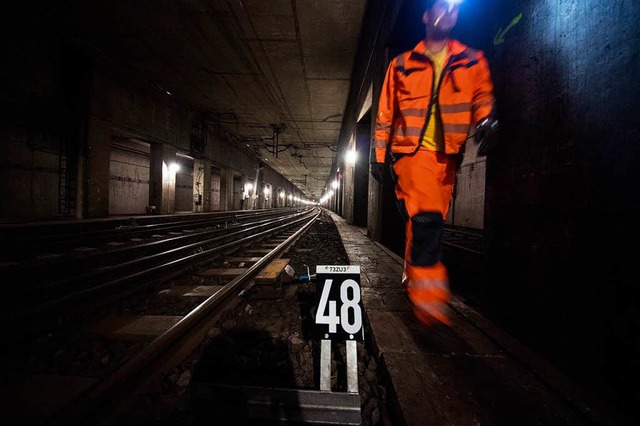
314, 265, 364, 341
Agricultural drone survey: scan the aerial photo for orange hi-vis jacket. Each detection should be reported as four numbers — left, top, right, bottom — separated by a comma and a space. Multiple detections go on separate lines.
374, 39, 495, 163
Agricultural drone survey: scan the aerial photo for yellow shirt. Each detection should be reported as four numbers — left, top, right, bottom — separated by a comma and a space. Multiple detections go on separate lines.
421, 46, 448, 151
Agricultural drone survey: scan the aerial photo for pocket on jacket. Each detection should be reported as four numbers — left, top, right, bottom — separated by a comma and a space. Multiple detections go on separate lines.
397, 72, 430, 100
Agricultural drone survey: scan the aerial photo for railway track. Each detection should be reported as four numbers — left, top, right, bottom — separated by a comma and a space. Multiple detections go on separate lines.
2, 208, 315, 330
0, 209, 293, 262
2, 207, 332, 425
442, 225, 485, 255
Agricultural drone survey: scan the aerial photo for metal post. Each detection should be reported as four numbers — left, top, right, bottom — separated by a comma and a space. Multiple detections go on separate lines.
346, 340, 358, 393
320, 339, 332, 391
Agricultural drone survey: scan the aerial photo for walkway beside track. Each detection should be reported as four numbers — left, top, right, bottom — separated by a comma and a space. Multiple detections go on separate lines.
328, 211, 630, 426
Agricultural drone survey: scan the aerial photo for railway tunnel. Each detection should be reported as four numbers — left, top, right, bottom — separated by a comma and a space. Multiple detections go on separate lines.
1, 1, 638, 425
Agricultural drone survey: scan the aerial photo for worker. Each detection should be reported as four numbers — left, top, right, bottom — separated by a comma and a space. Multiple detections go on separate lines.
370, 0, 498, 326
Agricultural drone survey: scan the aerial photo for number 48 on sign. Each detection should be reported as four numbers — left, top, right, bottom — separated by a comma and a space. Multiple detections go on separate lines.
314, 265, 364, 341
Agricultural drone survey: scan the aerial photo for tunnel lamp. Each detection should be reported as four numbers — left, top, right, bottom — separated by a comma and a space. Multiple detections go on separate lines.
279, 191, 285, 198
246, 183, 253, 191
263, 187, 269, 196
332, 180, 339, 189
288, 194, 293, 200
345, 149, 357, 165
169, 163, 180, 173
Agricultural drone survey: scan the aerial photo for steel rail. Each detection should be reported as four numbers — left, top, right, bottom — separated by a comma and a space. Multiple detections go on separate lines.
11, 209, 318, 321
2, 208, 303, 260
441, 240, 483, 255
12, 210, 307, 286
41, 210, 308, 287
46, 207, 322, 426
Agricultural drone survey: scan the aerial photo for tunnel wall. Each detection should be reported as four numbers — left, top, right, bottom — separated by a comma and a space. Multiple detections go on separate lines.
0, 15, 86, 220
0, 8, 304, 220
175, 157, 194, 212
454, 0, 640, 414
451, 152, 486, 229
108, 146, 150, 215
332, 0, 404, 241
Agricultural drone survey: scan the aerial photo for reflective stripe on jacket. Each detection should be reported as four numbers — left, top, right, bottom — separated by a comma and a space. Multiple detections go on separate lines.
374, 39, 495, 163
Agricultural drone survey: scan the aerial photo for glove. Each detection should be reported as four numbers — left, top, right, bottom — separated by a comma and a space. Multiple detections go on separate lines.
370, 162, 385, 181
474, 117, 499, 156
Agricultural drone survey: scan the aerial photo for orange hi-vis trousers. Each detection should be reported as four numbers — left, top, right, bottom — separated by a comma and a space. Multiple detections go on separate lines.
392, 148, 457, 325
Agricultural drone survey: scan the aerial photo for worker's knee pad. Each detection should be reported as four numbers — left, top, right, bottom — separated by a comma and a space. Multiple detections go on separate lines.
410, 211, 443, 266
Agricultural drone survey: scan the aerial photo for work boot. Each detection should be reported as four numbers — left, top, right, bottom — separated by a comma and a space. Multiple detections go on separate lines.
406, 277, 451, 326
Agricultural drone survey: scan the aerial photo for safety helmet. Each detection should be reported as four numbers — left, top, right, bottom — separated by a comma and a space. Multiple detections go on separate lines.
426, 0, 463, 11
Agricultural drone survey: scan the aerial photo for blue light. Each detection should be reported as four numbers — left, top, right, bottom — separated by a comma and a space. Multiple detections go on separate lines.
444, 0, 463, 12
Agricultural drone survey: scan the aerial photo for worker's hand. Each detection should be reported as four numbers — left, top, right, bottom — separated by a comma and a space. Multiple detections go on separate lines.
370, 162, 385, 181
474, 117, 499, 156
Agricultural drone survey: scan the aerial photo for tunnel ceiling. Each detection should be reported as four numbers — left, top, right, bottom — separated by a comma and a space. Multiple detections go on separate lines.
50, 0, 366, 200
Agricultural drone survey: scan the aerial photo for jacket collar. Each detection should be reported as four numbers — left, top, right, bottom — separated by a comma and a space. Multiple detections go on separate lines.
407, 39, 468, 67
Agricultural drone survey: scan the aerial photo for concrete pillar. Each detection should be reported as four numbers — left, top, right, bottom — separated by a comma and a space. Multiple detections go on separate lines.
149, 143, 177, 214
75, 155, 85, 219
218, 168, 228, 211
343, 137, 356, 224
84, 116, 111, 218
258, 181, 266, 209
276, 188, 283, 207
193, 158, 210, 213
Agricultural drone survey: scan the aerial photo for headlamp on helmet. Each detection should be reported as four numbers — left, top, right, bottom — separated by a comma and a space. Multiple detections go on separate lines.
443, 0, 463, 12
428, 0, 463, 12
430, 0, 463, 26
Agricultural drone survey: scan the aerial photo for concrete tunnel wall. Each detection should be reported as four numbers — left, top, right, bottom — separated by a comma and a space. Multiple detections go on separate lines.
469, 0, 639, 413
0, 13, 305, 220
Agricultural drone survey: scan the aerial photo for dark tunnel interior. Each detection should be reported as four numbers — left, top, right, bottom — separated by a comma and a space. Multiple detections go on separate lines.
1, 0, 639, 423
